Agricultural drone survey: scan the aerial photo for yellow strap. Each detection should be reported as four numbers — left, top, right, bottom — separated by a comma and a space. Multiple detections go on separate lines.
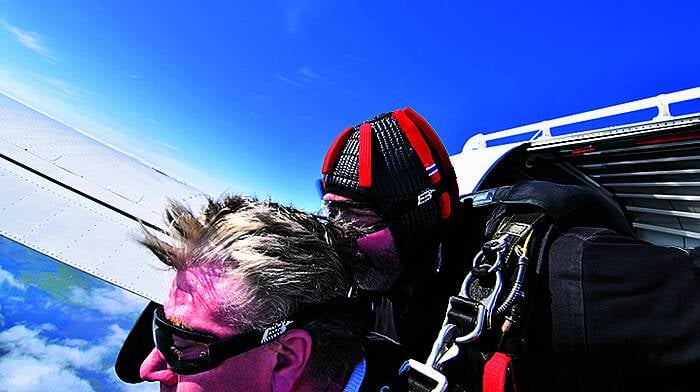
515, 230, 535, 259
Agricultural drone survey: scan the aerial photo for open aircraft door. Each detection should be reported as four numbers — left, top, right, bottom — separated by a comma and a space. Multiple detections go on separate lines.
452, 86, 700, 248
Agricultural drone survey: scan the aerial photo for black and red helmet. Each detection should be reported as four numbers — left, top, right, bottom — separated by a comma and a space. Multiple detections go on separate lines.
321, 108, 458, 274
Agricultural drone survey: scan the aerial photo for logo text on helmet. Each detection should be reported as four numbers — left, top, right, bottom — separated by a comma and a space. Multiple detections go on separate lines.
417, 188, 436, 206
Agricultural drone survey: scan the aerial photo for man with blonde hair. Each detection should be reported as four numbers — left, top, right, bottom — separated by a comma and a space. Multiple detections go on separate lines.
131, 195, 387, 391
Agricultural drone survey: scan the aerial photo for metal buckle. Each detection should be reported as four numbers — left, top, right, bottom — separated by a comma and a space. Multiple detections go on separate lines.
408, 234, 508, 383
474, 235, 508, 273
426, 324, 459, 369
449, 235, 506, 343
454, 270, 502, 344
399, 359, 448, 392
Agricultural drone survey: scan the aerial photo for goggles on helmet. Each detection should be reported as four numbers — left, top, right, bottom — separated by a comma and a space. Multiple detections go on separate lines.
152, 305, 324, 375
323, 183, 447, 224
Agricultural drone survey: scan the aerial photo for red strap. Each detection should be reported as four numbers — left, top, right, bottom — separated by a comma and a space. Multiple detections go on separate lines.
483, 352, 516, 392
392, 110, 441, 185
358, 123, 373, 188
439, 192, 451, 219
322, 126, 354, 174
403, 107, 455, 175
396, 108, 457, 220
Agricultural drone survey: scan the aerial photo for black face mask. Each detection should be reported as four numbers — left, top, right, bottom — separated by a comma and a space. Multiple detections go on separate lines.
151, 305, 324, 375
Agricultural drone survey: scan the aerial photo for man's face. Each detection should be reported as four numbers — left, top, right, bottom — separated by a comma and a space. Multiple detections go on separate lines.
139, 266, 277, 392
323, 193, 402, 290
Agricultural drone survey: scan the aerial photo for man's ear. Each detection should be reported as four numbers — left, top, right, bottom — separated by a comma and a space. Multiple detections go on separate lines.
271, 329, 313, 392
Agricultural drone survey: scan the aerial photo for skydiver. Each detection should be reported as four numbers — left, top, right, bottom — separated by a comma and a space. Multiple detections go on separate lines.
128, 195, 409, 391
319, 109, 700, 392
318, 107, 478, 358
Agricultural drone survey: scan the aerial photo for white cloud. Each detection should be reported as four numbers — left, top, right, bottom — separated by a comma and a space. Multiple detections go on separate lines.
148, 118, 163, 126
0, 324, 108, 370
0, 295, 30, 316
299, 66, 318, 80
0, 323, 158, 392
0, 265, 27, 291
37, 323, 56, 332
0, 355, 95, 392
285, 0, 309, 33
275, 74, 303, 88
277, 67, 321, 88
104, 323, 129, 349
0, 20, 55, 62
68, 286, 148, 319
152, 139, 179, 151
42, 77, 83, 101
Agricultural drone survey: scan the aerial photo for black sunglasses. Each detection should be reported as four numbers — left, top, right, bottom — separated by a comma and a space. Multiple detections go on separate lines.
152, 305, 325, 375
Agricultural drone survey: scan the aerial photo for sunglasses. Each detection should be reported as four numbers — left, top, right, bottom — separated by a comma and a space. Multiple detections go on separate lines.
152, 305, 324, 375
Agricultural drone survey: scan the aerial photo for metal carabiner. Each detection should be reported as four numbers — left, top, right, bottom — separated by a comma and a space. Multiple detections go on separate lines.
471, 234, 508, 273
454, 268, 503, 344
426, 324, 459, 369
418, 234, 508, 374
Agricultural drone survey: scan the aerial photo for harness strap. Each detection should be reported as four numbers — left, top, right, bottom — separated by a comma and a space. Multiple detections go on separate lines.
483, 352, 516, 392
400, 210, 547, 391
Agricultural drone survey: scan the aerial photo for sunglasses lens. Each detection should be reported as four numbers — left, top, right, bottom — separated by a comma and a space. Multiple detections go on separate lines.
155, 327, 208, 361
325, 199, 374, 215
152, 310, 213, 375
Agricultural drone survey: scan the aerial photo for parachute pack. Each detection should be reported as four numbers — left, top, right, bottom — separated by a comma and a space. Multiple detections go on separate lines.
388, 180, 700, 392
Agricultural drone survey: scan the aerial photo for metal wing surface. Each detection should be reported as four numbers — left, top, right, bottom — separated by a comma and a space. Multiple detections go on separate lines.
0, 92, 208, 303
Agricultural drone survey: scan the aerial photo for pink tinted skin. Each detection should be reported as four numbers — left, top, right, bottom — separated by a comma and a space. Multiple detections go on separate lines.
357, 229, 398, 267
139, 266, 316, 392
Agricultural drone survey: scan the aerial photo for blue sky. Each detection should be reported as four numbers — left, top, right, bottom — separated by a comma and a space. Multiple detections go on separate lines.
0, 0, 699, 210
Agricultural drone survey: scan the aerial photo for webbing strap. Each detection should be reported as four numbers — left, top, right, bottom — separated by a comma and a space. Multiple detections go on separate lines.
358, 123, 373, 188
392, 109, 439, 184
483, 352, 515, 392
491, 212, 545, 268
393, 109, 453, 220
403, 107, 456, 220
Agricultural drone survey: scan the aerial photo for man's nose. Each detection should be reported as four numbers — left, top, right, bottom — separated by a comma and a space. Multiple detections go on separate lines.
140, 348, 179, 386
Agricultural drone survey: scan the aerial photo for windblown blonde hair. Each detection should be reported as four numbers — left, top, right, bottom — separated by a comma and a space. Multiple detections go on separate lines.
142, 194, 369, 387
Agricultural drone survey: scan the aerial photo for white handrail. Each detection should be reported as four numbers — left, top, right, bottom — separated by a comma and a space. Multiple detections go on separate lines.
464, 86, 700, 151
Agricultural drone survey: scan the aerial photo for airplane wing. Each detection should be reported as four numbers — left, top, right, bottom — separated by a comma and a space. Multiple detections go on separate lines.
0, 92, 208, 303
452, 86, 700, 249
